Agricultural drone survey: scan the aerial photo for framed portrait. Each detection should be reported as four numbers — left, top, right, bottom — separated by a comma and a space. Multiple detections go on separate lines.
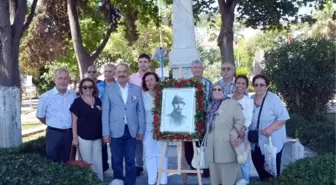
160, 88, 196, 134
152, 78, 205, 141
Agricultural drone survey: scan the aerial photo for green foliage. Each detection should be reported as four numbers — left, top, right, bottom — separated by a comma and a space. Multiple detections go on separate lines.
100, 22, 172, 73
263, 38, 336, 119
0, 139, 104, 185
251, 154, 335, 185
198, 44, 222, 82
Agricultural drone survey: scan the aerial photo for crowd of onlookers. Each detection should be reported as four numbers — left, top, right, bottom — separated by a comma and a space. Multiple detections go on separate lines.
36, 53, 289, 185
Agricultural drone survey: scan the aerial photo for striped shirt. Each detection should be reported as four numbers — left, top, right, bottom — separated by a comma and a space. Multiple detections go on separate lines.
36, 87, 77, 129
215, 77, 235, 98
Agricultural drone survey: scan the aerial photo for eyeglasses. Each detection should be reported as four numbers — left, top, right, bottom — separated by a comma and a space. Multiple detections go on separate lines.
253, 83, 266, 88
222, 67, 232, 72
212, 88, 222, 92
88, 71, 96, 73
82, 86, 93, 90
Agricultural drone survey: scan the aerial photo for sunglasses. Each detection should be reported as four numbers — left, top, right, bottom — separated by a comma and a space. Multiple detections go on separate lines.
82, 86, 93, 90
222, 67, 232, 72
212, 88, 222, 92
88, 71, 96, 73
253, 83, 266, 88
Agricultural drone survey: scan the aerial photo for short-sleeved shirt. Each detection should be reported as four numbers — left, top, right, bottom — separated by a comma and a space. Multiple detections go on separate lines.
70, 97, 102, 140
36, 87, 77, 129
249, 91, 290, 154
215, 77, 235, 98
129, 72, 143, 87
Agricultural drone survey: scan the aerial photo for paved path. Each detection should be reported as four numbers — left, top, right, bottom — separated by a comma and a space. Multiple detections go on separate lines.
103, 140, 316, 185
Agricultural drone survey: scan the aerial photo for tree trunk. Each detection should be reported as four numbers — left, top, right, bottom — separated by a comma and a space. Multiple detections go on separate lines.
0, 0, 37, 148
67, 0, 116, 78
217, 0, 238, 64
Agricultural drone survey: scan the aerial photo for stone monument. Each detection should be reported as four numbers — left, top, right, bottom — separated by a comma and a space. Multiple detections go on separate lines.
169, 0, 200, 79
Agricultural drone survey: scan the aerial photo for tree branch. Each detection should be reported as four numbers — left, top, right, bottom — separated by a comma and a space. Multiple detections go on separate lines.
12, 0, 26, 40
91, 2, 115, 60
22, 0, 38, 33
230, 0, 239, 12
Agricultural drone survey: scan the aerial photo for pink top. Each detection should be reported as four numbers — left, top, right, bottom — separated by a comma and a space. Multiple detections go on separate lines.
129, 72, 142, 87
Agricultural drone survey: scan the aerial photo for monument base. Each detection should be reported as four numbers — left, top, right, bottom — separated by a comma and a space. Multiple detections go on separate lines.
169, 48, 200, 79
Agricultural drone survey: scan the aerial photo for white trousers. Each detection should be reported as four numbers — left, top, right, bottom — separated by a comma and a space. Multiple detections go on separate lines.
78, 136, 104, 181
143, 132, 168, 184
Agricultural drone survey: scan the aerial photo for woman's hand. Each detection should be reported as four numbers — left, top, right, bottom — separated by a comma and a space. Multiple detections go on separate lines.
238, 126, 246, 138
261, 126, 273, 137
72, 137, 79, 146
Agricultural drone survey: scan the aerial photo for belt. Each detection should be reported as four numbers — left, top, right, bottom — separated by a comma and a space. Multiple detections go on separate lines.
48, 126, 72, 133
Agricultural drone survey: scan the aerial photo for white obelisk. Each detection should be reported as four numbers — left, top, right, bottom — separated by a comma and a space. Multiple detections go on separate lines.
169, 0, 200, 79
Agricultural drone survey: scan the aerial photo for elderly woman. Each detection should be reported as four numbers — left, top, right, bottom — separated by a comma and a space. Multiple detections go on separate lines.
228, 75, 254, 183
206, 83, 245, 185
249, 74, 290, 181
142, 72, 168, 185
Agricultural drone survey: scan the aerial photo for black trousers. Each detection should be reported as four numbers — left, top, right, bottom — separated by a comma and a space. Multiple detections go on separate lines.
251, 145, 283, 181
102, 143, 109, 171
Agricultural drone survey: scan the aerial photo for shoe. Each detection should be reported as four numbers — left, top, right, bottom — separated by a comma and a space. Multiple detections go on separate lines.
136, 167, 143, 176
202, 169, 210, 178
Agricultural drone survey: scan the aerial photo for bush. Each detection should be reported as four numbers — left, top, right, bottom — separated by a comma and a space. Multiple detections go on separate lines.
263, 38, 336, 119
251, 154, 335, 185
0, 138, 104, 185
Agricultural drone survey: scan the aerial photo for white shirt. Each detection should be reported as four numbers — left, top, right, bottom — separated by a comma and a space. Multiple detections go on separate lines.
118, 82, 129, 124
36, 87, 77, 129
228, 94, 253, 127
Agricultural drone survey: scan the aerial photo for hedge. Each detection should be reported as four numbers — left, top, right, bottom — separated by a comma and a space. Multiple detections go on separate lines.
0, 137, 104, 185
251, 154, 335, 185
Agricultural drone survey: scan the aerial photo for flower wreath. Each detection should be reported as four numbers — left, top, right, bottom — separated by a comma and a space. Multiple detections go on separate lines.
152, 78, 205, 141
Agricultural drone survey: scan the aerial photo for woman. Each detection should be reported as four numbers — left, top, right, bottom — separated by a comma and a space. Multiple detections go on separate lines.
249, 74, 290, 181
142, 72, 168, 185
228, 75, 253, 183
70, 78, 103, 181
206, 83, 245, 185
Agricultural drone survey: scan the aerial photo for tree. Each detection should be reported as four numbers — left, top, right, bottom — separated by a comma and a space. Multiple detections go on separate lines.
67, 0, 120, 77
0, 0, 38, 148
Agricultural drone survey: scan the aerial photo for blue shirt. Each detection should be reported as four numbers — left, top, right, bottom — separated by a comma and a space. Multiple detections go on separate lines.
36, 87, 77, 129
97, 80, 115, 99
249, 91, 290, 154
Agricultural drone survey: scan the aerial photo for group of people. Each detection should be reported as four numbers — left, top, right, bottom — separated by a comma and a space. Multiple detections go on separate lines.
36, 53, 290, 185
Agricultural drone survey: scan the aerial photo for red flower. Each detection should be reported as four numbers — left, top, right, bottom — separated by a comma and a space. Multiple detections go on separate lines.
198, 100, 203, 105
196, 82, 202, 89
162, 136, 167, 140
169, 79, 174, 84
153, 121, 159, 126
185, 135, 191, 141
155, 102, 160, 106
155, 95, 160, 99
175, 83, 181, 88
153, 129, 159, 134
197, 94, 203, 99
198, 108, 203, 112
177, 134, 183, 140
181, 79, 187, 84
154, 115, 159, 122
197, 122, 203, 128
155, 84, 161, 89
157, 134, 162, 140
169, 135, 175, 141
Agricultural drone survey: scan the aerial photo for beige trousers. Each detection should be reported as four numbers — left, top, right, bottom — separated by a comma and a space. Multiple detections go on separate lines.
209, 162, 242, 185
78, 136, 104, 181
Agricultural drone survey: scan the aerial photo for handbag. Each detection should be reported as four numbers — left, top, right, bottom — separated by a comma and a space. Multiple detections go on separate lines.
66, 145, 91, 168
248, 92, 267, 143
263, 137, 277, 176
191, 136, 208, 169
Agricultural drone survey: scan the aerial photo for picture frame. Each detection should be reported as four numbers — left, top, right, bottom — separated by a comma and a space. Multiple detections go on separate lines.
152, 78, 205, 141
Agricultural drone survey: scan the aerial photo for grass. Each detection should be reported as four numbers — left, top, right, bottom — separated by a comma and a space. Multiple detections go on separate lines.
21, 121, 43, 130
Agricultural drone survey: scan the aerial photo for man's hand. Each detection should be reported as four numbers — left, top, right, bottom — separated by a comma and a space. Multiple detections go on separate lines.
72, 137, 79, 146
238, 126, 246, 138
261, 126, 273, 137
136, 134, 144, 141
103, 136, 111, 144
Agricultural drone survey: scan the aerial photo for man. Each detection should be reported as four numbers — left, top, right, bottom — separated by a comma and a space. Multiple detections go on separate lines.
166, 95, 187, 127
129, 53, 151, 176
184, 59, 212, 177
36, 68, 77, 162
97, 63, 116, 172
102, 64, 145, 185
87, 65, 102, 83
215, 61, 236, 97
